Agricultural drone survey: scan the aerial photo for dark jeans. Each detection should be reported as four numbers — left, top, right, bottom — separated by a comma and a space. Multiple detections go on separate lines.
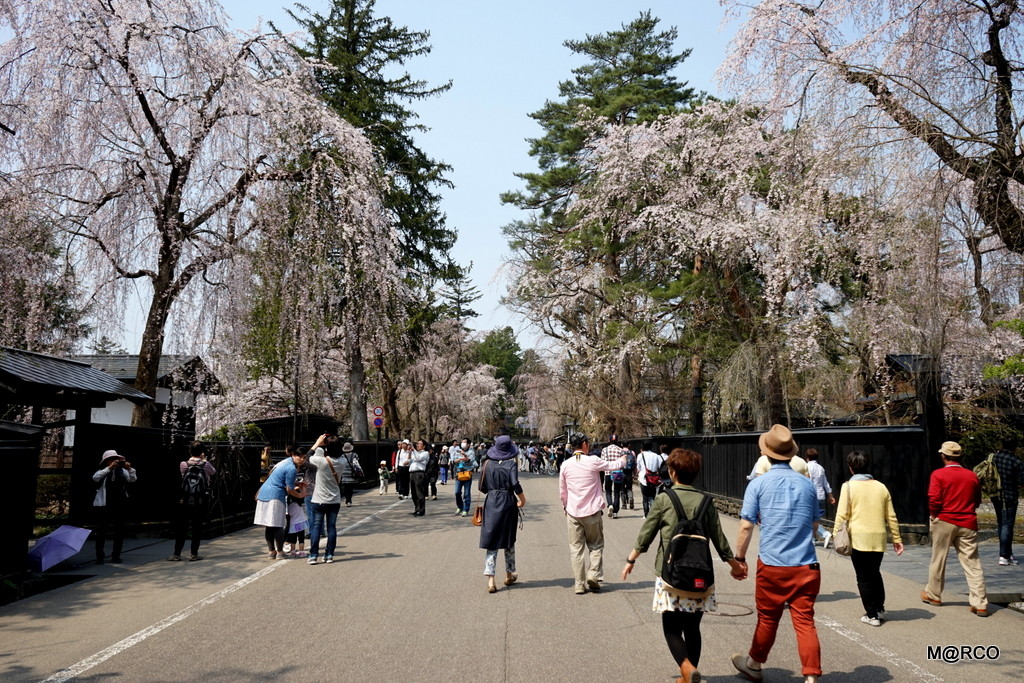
173, 503, 206, 557
603, 476, 623, 513
93, 505, 125, 561
410, 471, 427, 514
428, 476, 438, 498
342, 483, 354, 505
396, 466, 410, 497
309, 502, 340, 557
455, 475, 472, 512
992, 496, 1019, 559
640, 483, 659, 515
663, 610, 704, 666
850, 549, 886, 618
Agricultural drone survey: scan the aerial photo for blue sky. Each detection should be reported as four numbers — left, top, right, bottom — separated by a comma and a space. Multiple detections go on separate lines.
221, 0, 739, 342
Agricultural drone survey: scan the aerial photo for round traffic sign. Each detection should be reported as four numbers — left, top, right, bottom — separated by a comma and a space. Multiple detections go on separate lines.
372, 417, 384, 428
372, 405, 384, 417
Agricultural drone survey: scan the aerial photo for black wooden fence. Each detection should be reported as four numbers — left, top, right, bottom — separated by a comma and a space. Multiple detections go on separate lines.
70, 428, 393, 533
3, 423, 43, 576
626, 425, 934, 536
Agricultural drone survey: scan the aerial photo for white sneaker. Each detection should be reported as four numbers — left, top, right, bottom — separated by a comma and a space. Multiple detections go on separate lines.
283, 543, 292, 554
821, 531, 832, 549
998, 556, 1018, 566
860, 615, 881, 627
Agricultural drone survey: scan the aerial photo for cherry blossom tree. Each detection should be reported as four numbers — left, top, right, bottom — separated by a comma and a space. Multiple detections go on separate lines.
508, 102, 834, 428
518, 99, 1007, 430
503, 13, 698, 434
721, 0, 1024, 258
395, 319, 506, 439
0, 188, 88, 354
0, 0, 396, 426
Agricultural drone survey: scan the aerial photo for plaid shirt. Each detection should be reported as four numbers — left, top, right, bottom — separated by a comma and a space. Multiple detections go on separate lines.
992, 449, 1024, 501
601, 443, 626, 464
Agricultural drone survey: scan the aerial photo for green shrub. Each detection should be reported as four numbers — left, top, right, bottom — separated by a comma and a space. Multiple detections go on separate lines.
958, 423, 1023, 468
35, 474, 71, 517
200, 423, 266, 443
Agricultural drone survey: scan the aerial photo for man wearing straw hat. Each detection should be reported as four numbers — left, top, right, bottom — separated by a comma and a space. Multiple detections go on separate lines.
732, 424, 821, 683
920, 441, 989, 616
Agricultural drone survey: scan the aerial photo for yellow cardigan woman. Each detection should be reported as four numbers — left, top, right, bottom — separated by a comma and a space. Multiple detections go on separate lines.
834, 451, 904, 627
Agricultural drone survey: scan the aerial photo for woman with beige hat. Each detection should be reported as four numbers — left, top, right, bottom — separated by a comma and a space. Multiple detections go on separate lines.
92, 449, 137, 564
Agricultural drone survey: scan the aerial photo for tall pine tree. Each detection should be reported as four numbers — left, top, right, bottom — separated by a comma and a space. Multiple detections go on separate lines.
502, 12, 698, 435
502, 11, 694, 223
283, 0, 456, 278
279, 0, 459, 438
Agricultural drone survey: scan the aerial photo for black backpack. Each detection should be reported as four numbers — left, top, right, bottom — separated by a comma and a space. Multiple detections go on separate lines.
345, 453, 365, 480
661, 489, 715, 597
180, 463, 208, 506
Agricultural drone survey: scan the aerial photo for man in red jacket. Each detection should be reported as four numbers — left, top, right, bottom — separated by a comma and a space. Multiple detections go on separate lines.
921, 441, 989, 616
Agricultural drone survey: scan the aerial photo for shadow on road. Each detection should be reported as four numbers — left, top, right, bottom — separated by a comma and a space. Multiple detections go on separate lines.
815, 589, 859, 603
333, 551, 401, 563
817, 665, 896, 681
882, 606, 937, 622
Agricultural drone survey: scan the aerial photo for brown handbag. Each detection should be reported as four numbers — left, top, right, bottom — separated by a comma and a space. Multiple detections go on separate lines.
472, 461, 489, 526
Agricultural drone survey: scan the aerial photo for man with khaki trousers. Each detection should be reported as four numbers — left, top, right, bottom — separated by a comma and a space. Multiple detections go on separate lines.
559, 433, 626, 594
921, 441, 989, 616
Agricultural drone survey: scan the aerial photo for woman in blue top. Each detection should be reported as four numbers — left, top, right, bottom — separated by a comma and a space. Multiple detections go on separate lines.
254, 448, 307, 559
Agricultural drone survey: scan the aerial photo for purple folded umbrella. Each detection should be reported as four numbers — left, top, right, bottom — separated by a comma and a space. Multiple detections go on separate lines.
28, 525, 92, 572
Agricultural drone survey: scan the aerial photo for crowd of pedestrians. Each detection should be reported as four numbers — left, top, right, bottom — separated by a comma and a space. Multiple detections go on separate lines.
78, 421, 1020, 683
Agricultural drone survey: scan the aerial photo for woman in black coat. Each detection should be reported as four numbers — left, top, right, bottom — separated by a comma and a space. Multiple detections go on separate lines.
479, 435, 526, 593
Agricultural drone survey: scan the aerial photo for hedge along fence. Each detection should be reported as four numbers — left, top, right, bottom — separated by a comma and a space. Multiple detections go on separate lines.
626, 425, 934, 538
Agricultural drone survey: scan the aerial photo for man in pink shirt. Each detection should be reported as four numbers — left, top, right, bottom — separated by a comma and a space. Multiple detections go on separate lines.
559, 433, 627, 594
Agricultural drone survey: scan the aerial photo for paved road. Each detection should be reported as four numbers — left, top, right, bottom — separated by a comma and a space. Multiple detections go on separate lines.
2, 474, 1022, 682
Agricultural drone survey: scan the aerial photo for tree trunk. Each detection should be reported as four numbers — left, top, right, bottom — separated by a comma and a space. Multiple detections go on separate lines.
756, 344, 786, 430
131, 280, 174, 427
348, 335, 369, 440
617, 351, 635, 432
689, 354, 703, 434
965, 229, 994, 327
375, 353, 401, 435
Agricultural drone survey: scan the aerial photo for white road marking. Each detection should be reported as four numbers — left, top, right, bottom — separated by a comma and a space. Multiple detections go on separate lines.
815, 613, 944, 682
41, 500, 404, 683
40, 563, 283, 683
339, 499, 403, 535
